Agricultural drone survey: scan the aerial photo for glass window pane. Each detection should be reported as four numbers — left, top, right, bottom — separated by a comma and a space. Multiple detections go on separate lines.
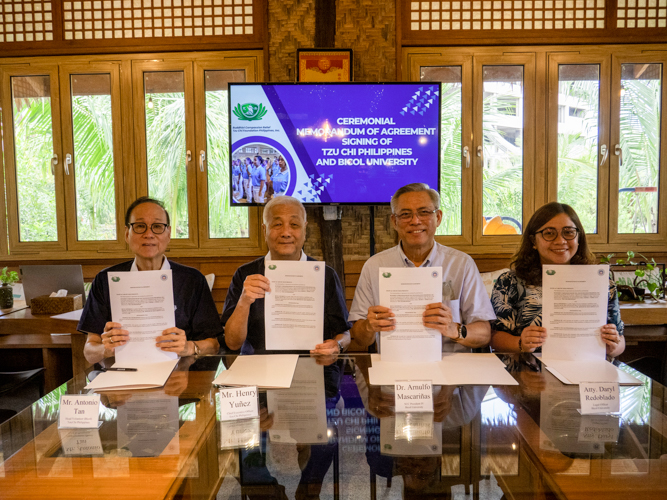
205, 70, 249, 238
71, 74, 117, 241
557, 64, 600, 235
421, 66, 462, 236
11, 75, 57, 242
618, 63, 662, 234
144, 71, 188, 239
482, 66, 524, 235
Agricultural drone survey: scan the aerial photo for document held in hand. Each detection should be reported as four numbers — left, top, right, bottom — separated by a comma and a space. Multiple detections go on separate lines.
108, 270, 177, 364
378, 267, 443, 363
540, 264, 640, 385
264, 260, 325, 350
542, 264, 608, 361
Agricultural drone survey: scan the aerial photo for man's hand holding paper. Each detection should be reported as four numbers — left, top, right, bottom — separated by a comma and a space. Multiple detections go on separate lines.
239, 275, 271, 305
423, 302, 459, 340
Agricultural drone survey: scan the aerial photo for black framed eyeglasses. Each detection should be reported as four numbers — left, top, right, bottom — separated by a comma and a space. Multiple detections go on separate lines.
394, 209, 438, 222
128, 222, 169, 235
534, 226, 579, 241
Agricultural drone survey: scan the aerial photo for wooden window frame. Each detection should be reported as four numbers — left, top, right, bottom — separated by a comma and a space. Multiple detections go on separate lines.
1, 64, 67, 255
546, 50, 611, 245
403, 44, 667, 255
59, 62, 127, 253
0, 50, 265, 262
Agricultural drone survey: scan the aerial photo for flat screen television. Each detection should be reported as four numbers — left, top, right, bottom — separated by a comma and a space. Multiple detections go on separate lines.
228, 82, 441, 205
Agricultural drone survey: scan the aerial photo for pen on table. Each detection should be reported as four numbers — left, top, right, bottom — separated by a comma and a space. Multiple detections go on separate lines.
104, 367, 138, 372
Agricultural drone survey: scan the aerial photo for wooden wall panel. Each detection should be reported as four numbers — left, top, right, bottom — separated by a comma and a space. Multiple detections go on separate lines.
0, 0, 267, 56
400, 0, 667, 46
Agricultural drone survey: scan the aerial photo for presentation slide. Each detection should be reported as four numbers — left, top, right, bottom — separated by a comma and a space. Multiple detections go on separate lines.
229, 83, 441, 205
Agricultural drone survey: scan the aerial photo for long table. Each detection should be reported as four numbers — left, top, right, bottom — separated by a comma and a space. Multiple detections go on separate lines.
0, 354, 665, 499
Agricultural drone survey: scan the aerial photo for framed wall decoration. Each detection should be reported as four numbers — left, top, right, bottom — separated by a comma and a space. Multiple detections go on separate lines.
296, 49, 353, 82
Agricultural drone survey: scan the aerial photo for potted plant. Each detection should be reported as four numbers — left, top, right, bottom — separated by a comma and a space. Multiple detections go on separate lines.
0, 267, 19, 309
600, 251, 666, 301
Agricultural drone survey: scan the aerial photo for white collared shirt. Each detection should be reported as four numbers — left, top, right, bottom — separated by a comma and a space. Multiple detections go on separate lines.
130, 256, 171, 272
349, 241, 496, 353
265, 250, 307, 262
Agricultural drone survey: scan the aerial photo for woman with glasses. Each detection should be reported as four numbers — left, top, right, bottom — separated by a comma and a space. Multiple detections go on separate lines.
79, 196, 222, 364
490, 202, 625, 357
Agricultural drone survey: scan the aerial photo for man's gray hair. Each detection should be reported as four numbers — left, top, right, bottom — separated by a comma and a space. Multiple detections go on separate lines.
390, 183, 441, 213
263, 196, 307, 225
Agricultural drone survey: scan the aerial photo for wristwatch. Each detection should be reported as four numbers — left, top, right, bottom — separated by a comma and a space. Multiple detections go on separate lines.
192, 341, 201, 357
455, 324, 467, 341
336, 339, 345, 353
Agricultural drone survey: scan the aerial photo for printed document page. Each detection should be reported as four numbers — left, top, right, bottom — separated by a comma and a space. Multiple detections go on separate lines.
264, 260, 325, 350
542, 265, 608, 362
378, 267, 443, 363
267, 357, 327, 444
108, 270, 176, 364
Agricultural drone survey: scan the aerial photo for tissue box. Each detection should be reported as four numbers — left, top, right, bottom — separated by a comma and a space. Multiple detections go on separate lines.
31, 294, 83, 315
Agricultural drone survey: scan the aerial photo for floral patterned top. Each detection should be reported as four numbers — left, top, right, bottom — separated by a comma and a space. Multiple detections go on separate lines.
490, 270, 624, 339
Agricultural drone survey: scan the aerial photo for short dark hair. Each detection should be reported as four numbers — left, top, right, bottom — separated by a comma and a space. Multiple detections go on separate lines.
512, 202, 594, 286
125, 196, 170, 227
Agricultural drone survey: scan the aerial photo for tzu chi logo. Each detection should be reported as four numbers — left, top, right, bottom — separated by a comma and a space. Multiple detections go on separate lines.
233, 102, 268, 121
432, 271, 438, 278
161, 274, 168, 281
314, 265, 321, 272
598, 269, 605, 276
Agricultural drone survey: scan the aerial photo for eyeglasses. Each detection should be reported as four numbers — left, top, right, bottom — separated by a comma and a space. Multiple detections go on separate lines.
128, 222, 169, 235
394, 209, 438, 222
534, 226, 579, 241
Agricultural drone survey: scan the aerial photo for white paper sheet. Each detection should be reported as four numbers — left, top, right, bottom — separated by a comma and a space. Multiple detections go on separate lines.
116, 393, 180, 457
108, 270, 177, 364
84, 359, 178, 391
542, 359, 642, 386
542, 264, 608, 362
264, 260, 325, 350
51, 309, 83, 321
369, 355, 448, 385
367, 353, 519, 386
212, 354, 299, 389
439, 353, 519, 386
378, 267, 443, 363
267, 357, 327, 444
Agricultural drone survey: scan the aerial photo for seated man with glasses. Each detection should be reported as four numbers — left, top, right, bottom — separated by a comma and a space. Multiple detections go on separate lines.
79, 196, 222, 364
489, 201, 624, 357
349, 183, 495, 352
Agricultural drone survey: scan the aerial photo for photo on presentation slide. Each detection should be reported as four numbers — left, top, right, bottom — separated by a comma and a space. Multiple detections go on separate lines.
229, 82, 442, 206
231, 142, 292, 204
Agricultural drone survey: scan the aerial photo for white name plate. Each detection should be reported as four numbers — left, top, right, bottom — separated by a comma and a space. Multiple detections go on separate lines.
395, 381, 433, 413
579, 382, 620, 415
578, 414, 620, 443
219, 386, 259, 421
220, 418, 261, 450
394, 412, 434, 440
58, 394, 101, 429
59, 428, 104, 456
